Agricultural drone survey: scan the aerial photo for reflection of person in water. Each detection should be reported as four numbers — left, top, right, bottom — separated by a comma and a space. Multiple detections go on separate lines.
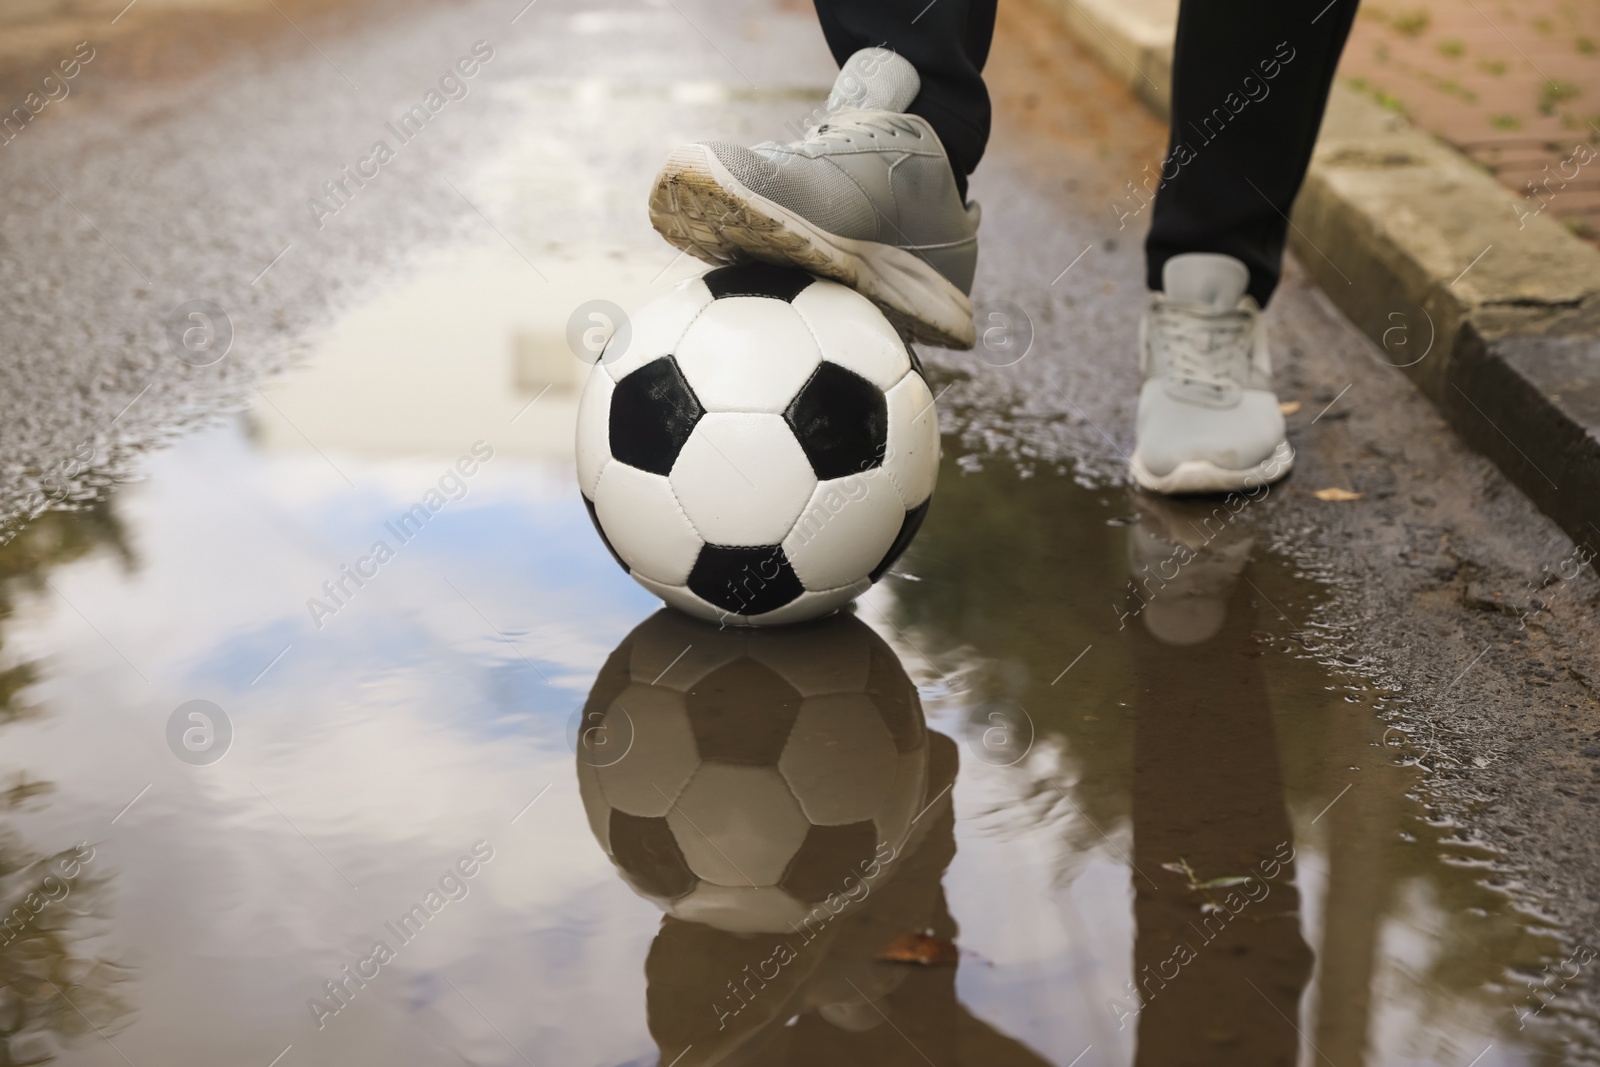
1121, 495, 1313, 1066
577, 610, 1053, 1066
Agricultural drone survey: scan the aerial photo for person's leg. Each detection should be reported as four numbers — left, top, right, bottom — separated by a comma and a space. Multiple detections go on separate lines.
1145, 0, 1359, 306
812, 0, 997, 199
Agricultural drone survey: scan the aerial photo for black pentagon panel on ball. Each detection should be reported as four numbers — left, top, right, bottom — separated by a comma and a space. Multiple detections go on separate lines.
702, 262, 816, 302
609, 810, 697, 901
784, 363, 888, 480
582, 494, 630, 576
609, 356, 704, 476
685, 659, 802, 765
867, 498, 931, 584
687, 544, 806, 617
779, 822, 881, 903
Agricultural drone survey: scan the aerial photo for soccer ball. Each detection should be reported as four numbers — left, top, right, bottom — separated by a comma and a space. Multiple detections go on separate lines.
575, 609, 929, 934
575, 263, 939, 626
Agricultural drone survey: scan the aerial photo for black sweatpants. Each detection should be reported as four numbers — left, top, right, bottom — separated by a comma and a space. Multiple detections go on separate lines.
811, 0, 1359, 306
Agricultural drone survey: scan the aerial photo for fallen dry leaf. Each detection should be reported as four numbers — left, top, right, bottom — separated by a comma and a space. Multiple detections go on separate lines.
1313, 487, 1363, 502
1278, 401, 1303, 416
877, 930, 958, 967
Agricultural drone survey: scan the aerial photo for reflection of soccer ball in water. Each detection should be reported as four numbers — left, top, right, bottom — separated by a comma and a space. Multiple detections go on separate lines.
575, 263, 940, 626
576, 609, 928, 933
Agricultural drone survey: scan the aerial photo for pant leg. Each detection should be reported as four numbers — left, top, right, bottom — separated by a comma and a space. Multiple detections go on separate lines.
1145, 0, 1359, 306
812, 0, 997, 199
1128, 574, 1312, 1067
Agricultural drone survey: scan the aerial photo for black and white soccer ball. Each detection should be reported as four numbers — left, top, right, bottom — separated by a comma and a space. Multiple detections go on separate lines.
575, 263, 939, 626
576, 609, 930, 934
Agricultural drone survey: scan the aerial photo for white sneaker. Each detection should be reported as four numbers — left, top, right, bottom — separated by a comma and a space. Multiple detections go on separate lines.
1130, 253, 1294, 495
1126, 493, 1255, 645
649, 48, 979, 349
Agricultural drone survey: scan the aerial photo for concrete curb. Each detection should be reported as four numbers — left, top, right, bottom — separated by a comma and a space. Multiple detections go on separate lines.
1041, 0, 1600, 553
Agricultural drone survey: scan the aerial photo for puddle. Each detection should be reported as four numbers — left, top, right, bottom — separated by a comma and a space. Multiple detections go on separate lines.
0, 247, 1583, 1067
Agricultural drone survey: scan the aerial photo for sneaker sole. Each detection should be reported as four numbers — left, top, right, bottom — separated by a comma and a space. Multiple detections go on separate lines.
1129, 440, 1296, 496
648, 144, 977, 350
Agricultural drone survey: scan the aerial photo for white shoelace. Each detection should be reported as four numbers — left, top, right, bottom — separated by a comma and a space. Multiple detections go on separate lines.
1149, 302, 1255, 387
794, 111, 922, 149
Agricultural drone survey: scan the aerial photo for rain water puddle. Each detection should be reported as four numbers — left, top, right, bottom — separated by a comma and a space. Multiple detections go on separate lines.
0, 245, 1580, 1066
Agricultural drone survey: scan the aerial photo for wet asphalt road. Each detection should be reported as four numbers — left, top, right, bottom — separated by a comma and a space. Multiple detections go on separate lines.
2, 0, 1600, 1055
